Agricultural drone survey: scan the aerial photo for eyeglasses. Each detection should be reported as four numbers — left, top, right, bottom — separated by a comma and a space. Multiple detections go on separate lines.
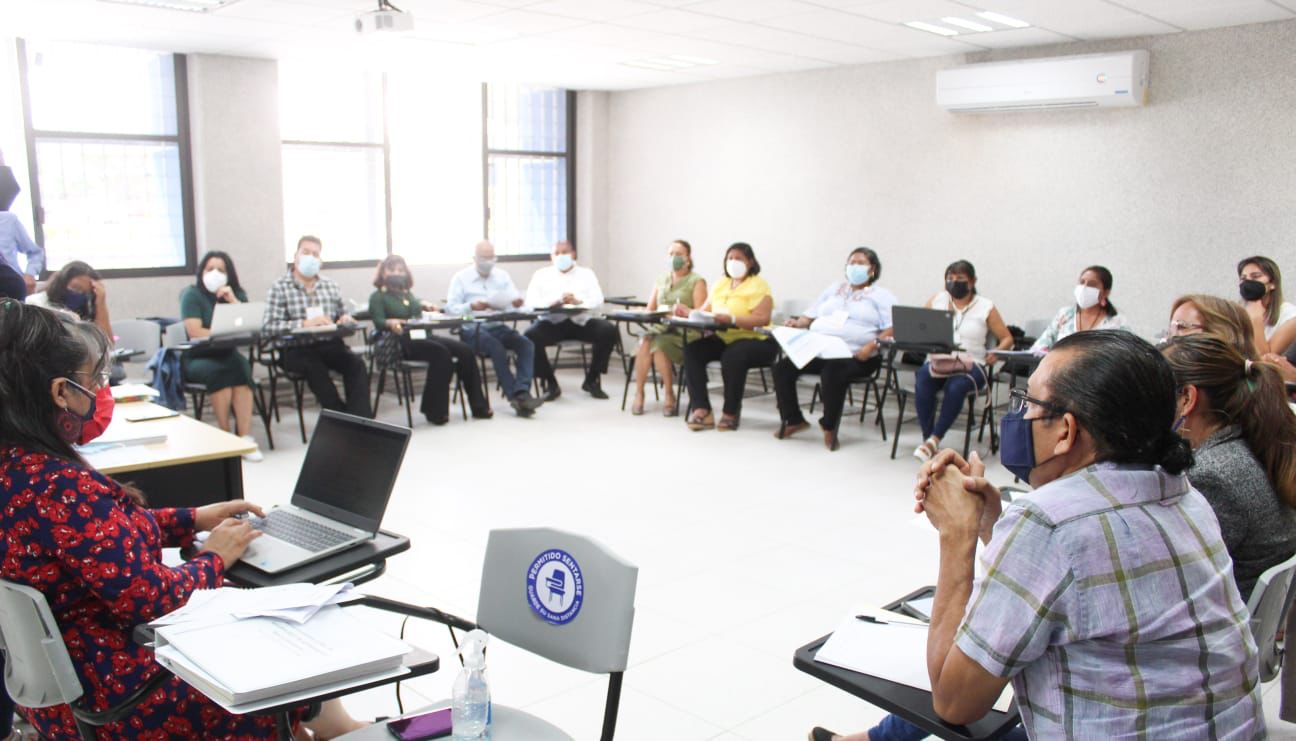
1168, 320, 1204, 335
1008, 388, 1066, 417
77, 369, 111, 389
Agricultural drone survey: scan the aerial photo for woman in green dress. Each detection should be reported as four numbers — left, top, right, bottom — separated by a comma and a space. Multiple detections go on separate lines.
179, 250, 261, 461
631, 239, 707, 416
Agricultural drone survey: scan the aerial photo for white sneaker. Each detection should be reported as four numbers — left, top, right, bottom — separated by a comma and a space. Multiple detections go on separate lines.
912, 440, 935, 462
240, 435, 264, 463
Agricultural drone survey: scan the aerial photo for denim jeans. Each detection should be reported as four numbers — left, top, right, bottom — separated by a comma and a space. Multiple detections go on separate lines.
868, 713, 1027, 741
914, 362, 987, 440
462, 323, 534, 399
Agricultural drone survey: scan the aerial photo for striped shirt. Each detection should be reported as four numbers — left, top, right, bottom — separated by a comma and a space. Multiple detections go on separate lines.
957, 463, 1264, 739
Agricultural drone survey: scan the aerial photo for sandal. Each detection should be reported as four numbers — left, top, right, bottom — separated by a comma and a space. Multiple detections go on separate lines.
716, 414, 739, 432
912, 438, 938, 462
663, 397, 679, 417
686, 409, 715, 431
775, 420, 811, 439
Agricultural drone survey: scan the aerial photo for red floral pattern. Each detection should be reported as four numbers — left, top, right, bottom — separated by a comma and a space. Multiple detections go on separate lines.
0, 446, 304, 739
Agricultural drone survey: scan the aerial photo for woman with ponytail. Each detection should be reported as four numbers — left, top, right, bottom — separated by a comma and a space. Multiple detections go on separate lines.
0, 300, 367, 739
1163, 334, 1296, 599
818, 331, 1263, 741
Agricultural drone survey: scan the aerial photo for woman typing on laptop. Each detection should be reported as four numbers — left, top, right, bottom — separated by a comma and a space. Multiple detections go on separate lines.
0, 300, 366, 740
179, 250, 262, 462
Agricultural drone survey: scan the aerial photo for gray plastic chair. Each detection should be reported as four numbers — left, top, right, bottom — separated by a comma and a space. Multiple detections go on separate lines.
474, 527, 638, 740
1245, 552, 1296, 682
113, 318, 162, 356
0, 579, 168, 740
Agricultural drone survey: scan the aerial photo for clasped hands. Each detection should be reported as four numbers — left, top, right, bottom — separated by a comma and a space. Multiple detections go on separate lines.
915, 450, 1003, 544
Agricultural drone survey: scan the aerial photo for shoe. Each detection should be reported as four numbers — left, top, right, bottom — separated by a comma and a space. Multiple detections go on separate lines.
716, 414, 739, 432
240, 436, 263, 463
542, 382, 562, 402
427, 415, 450, 426
913, 438, 938, 462
509, 397, 536, 418
775, 420, 811, 439
581, 378, 609, 399
686, 410, 715, 431
663, 397, 679, 417
823, 428, 840, 452
808, 728, 837, 741
519, 392, 544, 411
472, 409, 494, 420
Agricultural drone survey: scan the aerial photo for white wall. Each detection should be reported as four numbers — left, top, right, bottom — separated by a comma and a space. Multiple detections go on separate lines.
596, 20, 1296, 338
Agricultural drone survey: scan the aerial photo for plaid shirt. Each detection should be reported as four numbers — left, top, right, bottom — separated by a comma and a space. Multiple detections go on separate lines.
262, 272, 348, 342
957, 463, 1264, 739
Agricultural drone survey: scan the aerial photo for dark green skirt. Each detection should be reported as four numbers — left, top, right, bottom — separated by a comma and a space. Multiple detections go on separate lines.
181, 350, 253, 392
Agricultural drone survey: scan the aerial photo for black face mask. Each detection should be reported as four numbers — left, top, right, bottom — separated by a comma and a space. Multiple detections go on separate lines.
0, 166, 19, 212
1240, 279, 1267, 302
946, 280, 971, 299
385, 275, 410, 291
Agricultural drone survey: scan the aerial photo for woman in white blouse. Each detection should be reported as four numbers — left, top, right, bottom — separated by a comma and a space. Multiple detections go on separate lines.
912, 259, 1013, 462
773, 247, 896, 451
1030, 265, 1129, 353
1238, 255, 1296, 356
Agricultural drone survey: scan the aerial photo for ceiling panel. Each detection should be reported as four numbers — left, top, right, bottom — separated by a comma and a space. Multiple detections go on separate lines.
841, 0, 988, 24
470, 8, 591, 34
524, 0, 660, 22
612, 9, 737, 33
683, 0, 817, 22
1114, 0, 1295, 29
682, 23, 897, 63
763, 10, 985, 54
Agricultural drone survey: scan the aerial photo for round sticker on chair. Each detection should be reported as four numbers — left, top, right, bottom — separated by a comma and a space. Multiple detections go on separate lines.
526, 549, 584, 625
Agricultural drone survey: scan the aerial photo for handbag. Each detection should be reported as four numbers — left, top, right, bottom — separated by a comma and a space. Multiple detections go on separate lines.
927, 351, 977, 378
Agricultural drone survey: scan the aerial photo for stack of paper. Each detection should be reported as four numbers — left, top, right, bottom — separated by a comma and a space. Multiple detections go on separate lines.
771, 326, 853, 369
111, 384, 160, 403
153, 601, 410, 706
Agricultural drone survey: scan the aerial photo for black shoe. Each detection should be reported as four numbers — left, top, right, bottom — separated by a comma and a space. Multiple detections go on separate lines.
581, 378, 609, 399
509, 397, 536, 417
516, 392, 545, 411
542, 382, 562, 402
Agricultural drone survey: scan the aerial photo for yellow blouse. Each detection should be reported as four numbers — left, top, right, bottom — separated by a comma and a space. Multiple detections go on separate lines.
710, 274, 773, 344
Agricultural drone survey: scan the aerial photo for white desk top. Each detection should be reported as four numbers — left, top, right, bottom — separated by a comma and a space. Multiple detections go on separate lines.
83, 401, 254, 474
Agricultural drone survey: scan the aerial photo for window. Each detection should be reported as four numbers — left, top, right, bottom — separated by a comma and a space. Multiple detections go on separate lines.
17, 40, 196, 275
279, 63, 387, 265
484, 85, 574, 259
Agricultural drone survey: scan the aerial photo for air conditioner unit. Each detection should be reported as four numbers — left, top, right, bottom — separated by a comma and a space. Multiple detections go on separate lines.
936, 51, 1149, 113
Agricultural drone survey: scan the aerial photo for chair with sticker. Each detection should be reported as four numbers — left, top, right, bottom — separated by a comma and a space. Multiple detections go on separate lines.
344, 527, 638, 741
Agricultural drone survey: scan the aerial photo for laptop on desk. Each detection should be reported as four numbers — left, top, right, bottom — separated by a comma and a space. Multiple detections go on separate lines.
240, 410, 411, 574
891, 306, 958, 352
188, 302, 265, 346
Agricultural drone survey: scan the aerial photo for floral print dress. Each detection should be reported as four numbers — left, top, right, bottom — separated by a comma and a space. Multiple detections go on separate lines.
0, 446, 306, 739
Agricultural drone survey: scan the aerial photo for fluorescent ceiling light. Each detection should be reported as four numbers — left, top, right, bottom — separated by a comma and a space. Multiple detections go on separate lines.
903, 21, 959, 36
99, 0, 242, 10
976, 11, 1031, 28
941, 16, 994, 33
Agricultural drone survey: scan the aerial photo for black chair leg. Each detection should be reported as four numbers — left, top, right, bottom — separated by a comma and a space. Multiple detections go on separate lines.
809, 383, 820, 415
873, 379, 887, 441
400, 367, 415, 428
890, 390, 907, 459
621, 355, 633, 411
292, 380, 307, 443
373, 366, 388, 414
253, 383, 275, 450
963, 394, 975, 459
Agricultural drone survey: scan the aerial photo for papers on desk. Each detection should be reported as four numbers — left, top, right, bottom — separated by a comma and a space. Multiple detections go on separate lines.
111, 384, 160, 403
151, 584, 408, 707
688, 309, 714, 322
815, 610, 1014, 713
292, 324, 338, 335
75, 430, 167, 453
771, 326, 853, 369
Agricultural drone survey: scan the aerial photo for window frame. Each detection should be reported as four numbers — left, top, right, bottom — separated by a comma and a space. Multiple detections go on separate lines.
280, 72, 392, 270
16, 38, 198, 279
481, 85, 576, 263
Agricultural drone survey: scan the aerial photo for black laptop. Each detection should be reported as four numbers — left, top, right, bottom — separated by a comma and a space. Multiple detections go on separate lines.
891, 306, 958, 352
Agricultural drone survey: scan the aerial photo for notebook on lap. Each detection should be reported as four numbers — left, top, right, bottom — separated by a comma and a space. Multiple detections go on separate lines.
891, 306, 958, 352
239, 410, 411, 574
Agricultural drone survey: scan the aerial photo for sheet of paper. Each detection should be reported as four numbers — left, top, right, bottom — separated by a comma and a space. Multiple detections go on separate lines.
111, 384, 159, 401
688, 309, 714, 322
151, 583, 357, 628
815, 613, 1014, 713
906, 596, 936, 620
487, 290, 518, 310
771, 326, 853, 369
305, 306, 324, 320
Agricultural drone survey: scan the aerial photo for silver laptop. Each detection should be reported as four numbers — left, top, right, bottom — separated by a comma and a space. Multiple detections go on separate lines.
209, 301, 266, 338
239, 410, 411, 574
891, 306, 958, 351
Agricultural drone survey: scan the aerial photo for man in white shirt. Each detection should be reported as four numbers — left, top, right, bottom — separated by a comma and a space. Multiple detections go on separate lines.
524, 241, 618, 400
445, 240, 544, 417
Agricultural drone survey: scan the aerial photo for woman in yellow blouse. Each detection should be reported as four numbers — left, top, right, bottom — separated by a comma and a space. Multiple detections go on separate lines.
682, 242, 775, 431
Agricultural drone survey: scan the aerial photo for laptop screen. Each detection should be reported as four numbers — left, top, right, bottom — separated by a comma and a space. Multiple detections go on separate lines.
290, 410, 411, 532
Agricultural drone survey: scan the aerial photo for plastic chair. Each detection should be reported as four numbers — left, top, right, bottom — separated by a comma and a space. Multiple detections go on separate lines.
165, 323, 276, 450
0, 579, 169, 740
1245, 551, 1296, 682
113, 319, 162, 357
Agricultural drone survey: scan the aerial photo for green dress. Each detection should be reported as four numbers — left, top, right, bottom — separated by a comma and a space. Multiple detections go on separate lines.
647, 271, 703, 364
178, 285, 254, 391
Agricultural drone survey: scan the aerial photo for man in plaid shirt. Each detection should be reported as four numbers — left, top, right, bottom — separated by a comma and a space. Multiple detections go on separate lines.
832, 332, 1264, 741
262, 235, 371, 418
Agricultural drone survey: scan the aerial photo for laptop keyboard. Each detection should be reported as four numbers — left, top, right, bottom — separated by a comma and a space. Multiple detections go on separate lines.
251, 510, 355, 553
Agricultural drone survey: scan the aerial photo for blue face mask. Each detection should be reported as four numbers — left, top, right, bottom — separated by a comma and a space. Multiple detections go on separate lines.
297, 254, 322, 278
845, 264, 871, 286
554, 253, 574, 272
64, 290, 89, 313
999, 408, 1038, 482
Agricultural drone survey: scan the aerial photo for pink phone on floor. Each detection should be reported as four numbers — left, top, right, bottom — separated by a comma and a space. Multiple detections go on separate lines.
386, 708, 453, 740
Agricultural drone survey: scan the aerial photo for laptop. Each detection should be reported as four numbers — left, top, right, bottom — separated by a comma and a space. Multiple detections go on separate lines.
891, 306, 958, 352
209, 301, 266, 338
239, 410, 412, 574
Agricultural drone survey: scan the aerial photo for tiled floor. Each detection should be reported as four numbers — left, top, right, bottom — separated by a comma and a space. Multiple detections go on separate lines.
239, 366, 1296, 740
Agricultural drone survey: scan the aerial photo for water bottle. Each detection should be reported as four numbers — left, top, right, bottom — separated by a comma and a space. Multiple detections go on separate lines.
451, 629, 490, 741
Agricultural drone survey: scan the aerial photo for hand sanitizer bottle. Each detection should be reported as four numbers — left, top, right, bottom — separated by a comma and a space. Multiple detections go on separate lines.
451, 629, 490, 741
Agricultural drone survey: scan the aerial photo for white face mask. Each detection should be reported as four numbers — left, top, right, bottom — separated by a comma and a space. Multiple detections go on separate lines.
726, 259, 748, 280
1074, 284, 1101, 310
203, 269, 228, 293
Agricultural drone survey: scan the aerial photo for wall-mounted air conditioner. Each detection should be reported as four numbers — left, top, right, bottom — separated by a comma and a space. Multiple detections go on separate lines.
936, 51, 1150, 113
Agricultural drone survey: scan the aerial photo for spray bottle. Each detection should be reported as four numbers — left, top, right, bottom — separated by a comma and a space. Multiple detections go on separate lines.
451, 629, 490, 740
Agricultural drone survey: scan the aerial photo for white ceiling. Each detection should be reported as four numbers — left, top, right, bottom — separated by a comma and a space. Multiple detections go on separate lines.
2, 0, 1294, 90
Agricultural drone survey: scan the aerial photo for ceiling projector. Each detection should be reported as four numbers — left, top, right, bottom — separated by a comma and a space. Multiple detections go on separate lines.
355, 8, 414, 34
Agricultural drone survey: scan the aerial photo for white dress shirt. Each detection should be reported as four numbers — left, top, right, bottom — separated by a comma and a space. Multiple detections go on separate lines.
445, 265, 521, 316
524, 264, 605, 325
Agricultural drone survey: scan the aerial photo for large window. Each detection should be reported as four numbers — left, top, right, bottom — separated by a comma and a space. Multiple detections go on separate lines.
484, 85, 574, 260
279, 63, 388, 266
18, 40, 195, 275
